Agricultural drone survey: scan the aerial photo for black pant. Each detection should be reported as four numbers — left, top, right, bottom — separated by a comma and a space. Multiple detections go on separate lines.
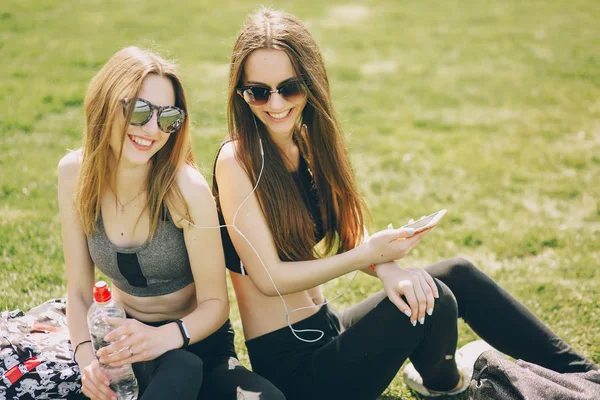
132, 319, 285, 400
427, 257, 598, 373
246, 258, 598, 400
247, 279, 461, 400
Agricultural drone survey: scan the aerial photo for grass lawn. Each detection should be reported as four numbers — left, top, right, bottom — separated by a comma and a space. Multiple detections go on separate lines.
1, 0, 599, 398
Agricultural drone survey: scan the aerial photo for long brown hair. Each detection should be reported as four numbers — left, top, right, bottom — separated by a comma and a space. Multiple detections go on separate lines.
76, 46, 195, 237
217, 7, 367, 261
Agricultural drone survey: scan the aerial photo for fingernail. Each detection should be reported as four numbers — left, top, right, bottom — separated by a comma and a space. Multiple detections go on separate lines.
105, 380, 110, 386
406, 228, 415, 235
412, 320, 417, 327
427, 308, 433, 316
404, 310, 411, 318
419, 317, 425, 325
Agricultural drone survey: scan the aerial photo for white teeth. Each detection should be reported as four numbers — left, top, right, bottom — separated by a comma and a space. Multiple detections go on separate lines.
131, 136, 152, 147
268, 109, 291, 119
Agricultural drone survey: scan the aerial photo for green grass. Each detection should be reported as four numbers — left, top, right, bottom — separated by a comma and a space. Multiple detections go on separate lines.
1, 0, 599, 398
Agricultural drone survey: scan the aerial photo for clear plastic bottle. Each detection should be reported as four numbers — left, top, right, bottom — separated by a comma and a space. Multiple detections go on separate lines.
87, 281, 139, 400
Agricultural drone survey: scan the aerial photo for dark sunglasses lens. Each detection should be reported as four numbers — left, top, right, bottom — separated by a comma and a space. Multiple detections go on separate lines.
279, 81, 305, 99
159, 107, 184, 133
130, 100, 152, 124
243, 87, 270, 105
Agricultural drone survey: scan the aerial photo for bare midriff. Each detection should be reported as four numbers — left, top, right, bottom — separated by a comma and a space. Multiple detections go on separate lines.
113, 282, 197, 322
231, 273, 325, 340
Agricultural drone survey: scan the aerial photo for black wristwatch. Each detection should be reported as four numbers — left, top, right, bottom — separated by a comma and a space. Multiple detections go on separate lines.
169, 319, 190, 348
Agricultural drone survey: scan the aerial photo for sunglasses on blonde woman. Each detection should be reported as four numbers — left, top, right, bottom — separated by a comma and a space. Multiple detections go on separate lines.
121, 98, 186, 134
237, 79, 307, 106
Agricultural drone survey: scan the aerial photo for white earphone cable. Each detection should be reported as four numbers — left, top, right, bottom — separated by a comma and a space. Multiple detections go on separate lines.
186, 121, 359, 342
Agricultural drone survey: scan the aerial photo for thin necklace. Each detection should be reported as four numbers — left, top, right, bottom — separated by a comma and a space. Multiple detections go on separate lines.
109, 183, 146, 213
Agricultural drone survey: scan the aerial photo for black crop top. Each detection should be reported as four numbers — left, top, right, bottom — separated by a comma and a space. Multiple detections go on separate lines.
215, 155, 324, 275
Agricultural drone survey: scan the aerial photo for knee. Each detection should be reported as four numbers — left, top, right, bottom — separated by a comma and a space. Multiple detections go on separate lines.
162, 349, 204, 377
432, 279, 458, 320
445, 257, 484, 282
180, 351, 204, 376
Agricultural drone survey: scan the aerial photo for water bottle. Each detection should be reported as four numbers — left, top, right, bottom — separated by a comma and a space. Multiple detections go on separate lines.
87, 281, 139, 400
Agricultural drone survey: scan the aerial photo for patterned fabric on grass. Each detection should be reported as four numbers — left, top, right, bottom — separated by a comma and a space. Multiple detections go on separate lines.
0, 298, 84, 399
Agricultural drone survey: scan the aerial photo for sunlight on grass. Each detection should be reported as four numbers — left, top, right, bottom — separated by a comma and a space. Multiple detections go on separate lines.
0, 207, 39, 223
1, 1, 599, 398
324, 4, 371, 28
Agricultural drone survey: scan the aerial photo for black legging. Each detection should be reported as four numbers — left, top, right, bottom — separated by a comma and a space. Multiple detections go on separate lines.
247, 279, 461, 400
131, 319, 285, 400
133, 352, 285, 400
427, 257, 597, 373
245, 257, 597, 400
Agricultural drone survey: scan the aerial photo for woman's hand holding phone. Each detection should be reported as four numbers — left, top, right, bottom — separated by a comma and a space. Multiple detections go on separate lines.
364, 223, 429, 265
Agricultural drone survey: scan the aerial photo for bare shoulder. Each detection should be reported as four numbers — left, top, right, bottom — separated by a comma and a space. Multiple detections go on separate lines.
215, 140, 246, 179
175, 163, 213, 206
57, 149, 83, 178
217, 140, 237, 161
57, 149, 83, 195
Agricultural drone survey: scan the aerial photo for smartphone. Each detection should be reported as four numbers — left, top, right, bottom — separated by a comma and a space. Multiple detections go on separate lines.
402, 209, 447, 234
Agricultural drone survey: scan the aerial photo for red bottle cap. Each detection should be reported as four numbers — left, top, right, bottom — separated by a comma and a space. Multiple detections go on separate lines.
93, 281, 112, 303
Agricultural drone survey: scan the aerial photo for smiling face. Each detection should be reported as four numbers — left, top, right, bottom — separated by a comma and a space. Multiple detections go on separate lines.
242, 48, 308, 138
109, 73, 176, 167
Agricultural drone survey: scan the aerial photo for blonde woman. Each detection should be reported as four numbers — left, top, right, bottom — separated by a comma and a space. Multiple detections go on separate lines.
58, 47, 283, 400
212, 8, 598, 400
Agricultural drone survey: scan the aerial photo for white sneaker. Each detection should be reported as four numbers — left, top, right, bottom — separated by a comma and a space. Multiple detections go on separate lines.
402, 340, 499, 397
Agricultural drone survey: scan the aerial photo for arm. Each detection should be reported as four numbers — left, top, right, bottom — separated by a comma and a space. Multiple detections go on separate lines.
175, 165, 230, 343
58, 151, 115, 400
215, 142, 422, 296
359, 225, 378, 277
58, 151, 96, 367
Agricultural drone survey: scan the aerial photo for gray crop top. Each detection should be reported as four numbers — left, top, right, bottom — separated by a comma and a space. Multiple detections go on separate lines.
87, 209, 193, 297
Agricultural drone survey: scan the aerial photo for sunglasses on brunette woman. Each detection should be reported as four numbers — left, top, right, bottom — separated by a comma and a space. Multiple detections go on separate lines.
237, 79, 307, 106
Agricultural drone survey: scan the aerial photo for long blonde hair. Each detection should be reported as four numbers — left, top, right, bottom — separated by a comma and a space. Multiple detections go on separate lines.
76, 46, 195, 237
216, 8, 367, 261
